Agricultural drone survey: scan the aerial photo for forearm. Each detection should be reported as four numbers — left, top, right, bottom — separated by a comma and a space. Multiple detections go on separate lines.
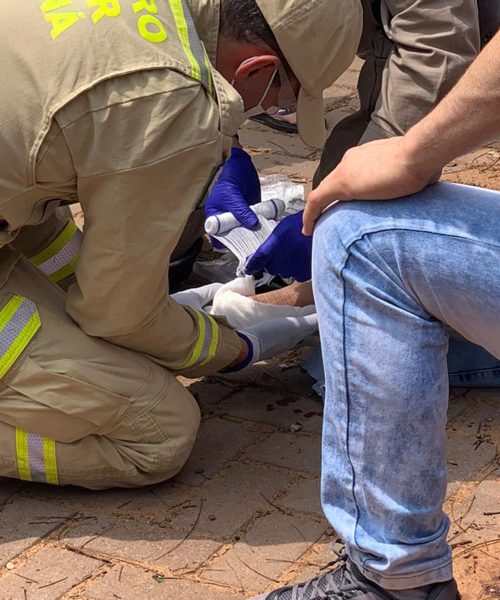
250, 280, 314, 307
405, 30, 500, 171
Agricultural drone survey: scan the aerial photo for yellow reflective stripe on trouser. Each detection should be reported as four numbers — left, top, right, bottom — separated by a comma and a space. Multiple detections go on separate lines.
168, 0, 212, 93
16, 429, 59, 485
29, 220, 82, 283
175, 309, 219, 371
0, 295, 40, 378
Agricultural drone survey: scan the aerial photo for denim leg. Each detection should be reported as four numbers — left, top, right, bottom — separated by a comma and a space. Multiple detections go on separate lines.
447, 336, 500, 387
312, 182, 500, 590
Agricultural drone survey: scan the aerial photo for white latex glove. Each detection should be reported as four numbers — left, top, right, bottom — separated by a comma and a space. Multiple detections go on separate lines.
239, 313, 318, 364
171, 282, 224, 311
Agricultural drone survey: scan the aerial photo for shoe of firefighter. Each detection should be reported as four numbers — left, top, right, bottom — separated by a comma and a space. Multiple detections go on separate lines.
248, 555, 460, 600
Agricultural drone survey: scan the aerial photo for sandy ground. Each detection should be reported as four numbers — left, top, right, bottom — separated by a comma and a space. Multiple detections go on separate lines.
0, 59, 498, 600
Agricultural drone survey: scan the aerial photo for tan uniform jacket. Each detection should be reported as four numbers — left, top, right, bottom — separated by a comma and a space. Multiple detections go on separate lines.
0, 0, 244, 377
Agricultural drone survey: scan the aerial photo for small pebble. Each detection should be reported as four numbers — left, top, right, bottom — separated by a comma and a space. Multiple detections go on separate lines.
5, 562, 14, 570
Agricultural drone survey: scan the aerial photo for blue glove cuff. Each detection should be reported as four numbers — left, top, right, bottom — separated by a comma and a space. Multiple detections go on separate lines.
220, 332, 254, 373
230, 146, 251, 161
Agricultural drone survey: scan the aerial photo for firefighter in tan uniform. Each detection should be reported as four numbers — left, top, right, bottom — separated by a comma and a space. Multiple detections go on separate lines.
232, 0, 499, 281
0, 0, 360, 489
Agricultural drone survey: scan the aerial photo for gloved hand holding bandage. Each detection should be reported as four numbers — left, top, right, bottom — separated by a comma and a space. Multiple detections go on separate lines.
244, 211, 312, 281
205, 199, 285, 236
205, 147, 262, 229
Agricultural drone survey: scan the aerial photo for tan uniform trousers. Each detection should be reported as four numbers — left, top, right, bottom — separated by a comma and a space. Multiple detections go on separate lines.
314, 0, 497, 186
0, 249, 200, 490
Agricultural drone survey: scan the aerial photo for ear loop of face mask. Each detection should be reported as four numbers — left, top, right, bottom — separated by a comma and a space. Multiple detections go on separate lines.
233, 66, 278, 120
266, 64, 297, 116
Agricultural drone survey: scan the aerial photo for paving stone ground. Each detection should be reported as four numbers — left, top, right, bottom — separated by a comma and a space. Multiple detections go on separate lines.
0, 61, 499, 600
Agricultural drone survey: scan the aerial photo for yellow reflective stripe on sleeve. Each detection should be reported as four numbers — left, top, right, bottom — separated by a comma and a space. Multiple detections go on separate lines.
30, 220, 77, 266
199, 313, 219, 367
0, 295, 25, 331
43, 437, 59, 485
0, 296, 41, 378
175, 309, 219, 371
15, 429, 31, 481
15, 429, 60, 485
168, 0, 201, 81
29, 220, 82, 282
168, 0, 212, 90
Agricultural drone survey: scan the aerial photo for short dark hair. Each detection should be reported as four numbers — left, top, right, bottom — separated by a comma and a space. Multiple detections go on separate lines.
219, 0, 286, 65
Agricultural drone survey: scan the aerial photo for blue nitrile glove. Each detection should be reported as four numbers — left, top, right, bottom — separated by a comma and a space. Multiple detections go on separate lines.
244, 211, 312, 282
205, 147, 261, 229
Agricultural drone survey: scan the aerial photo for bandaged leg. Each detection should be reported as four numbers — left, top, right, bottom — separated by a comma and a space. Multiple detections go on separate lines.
210, 276, 315, 329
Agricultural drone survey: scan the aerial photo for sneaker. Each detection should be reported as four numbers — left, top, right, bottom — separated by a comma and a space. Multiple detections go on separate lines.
249, 555, 460, 600
250, 112, 298, 134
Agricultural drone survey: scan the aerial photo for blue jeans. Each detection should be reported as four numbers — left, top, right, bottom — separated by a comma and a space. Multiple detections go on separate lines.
312, 182, 500, 590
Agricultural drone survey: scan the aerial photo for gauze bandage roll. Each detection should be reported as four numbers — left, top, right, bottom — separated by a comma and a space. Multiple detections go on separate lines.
210, 276, 315, 329
205, 198, 286, 235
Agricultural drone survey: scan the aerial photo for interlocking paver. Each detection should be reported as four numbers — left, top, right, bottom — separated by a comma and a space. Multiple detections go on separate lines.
172, 462, 294, 539
180, 377, 235, 411
0, 495, 73, 566
175, 417, 264, 487
201, 511, 326, 593
61, 515, 222, 572
219, 388, 323, 433
0, 546, 101, 600
85, 564, 245, 600
279, 477, 323, 517
247, 431, 322, 475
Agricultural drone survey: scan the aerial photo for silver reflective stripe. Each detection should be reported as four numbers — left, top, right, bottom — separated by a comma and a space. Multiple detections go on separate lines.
0, 298, 36, 357
37, 228, 82, 278
174, 308, 219, 371
197, 310, 215, 364
0, 296, 41, 378
27, 433, 47, 483
16, 428, 59, 485
180, 0, 212, 91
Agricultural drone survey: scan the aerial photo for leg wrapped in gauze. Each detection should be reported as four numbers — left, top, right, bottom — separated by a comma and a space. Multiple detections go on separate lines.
210, 276, 315, 329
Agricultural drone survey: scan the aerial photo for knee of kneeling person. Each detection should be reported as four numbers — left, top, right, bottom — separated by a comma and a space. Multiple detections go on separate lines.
110, 382, 201, 488
142, 385, 201, 484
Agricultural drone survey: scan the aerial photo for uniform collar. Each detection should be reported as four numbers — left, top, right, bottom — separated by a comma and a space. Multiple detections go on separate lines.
185, 0, 243, 138
185, 0, 221, 66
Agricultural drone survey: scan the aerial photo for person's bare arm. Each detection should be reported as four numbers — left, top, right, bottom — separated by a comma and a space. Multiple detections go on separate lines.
250, 280, 314, 307
303, 30, 500, 235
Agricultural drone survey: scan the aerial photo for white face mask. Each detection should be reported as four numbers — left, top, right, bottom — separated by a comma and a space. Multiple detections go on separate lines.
232, 67, 278, 120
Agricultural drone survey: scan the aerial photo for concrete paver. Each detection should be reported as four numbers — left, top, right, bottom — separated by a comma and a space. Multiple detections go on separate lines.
0, 58, 498, 600
201, 511, 327, 592
171, 462, 295, 538
174, 416, 264, 487
0, 547, 101, 600
84, 564, 245, 600
247, 431, 322, 475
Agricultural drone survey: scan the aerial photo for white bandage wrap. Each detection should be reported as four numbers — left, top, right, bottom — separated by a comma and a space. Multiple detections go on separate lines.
210, 276, 315, 329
